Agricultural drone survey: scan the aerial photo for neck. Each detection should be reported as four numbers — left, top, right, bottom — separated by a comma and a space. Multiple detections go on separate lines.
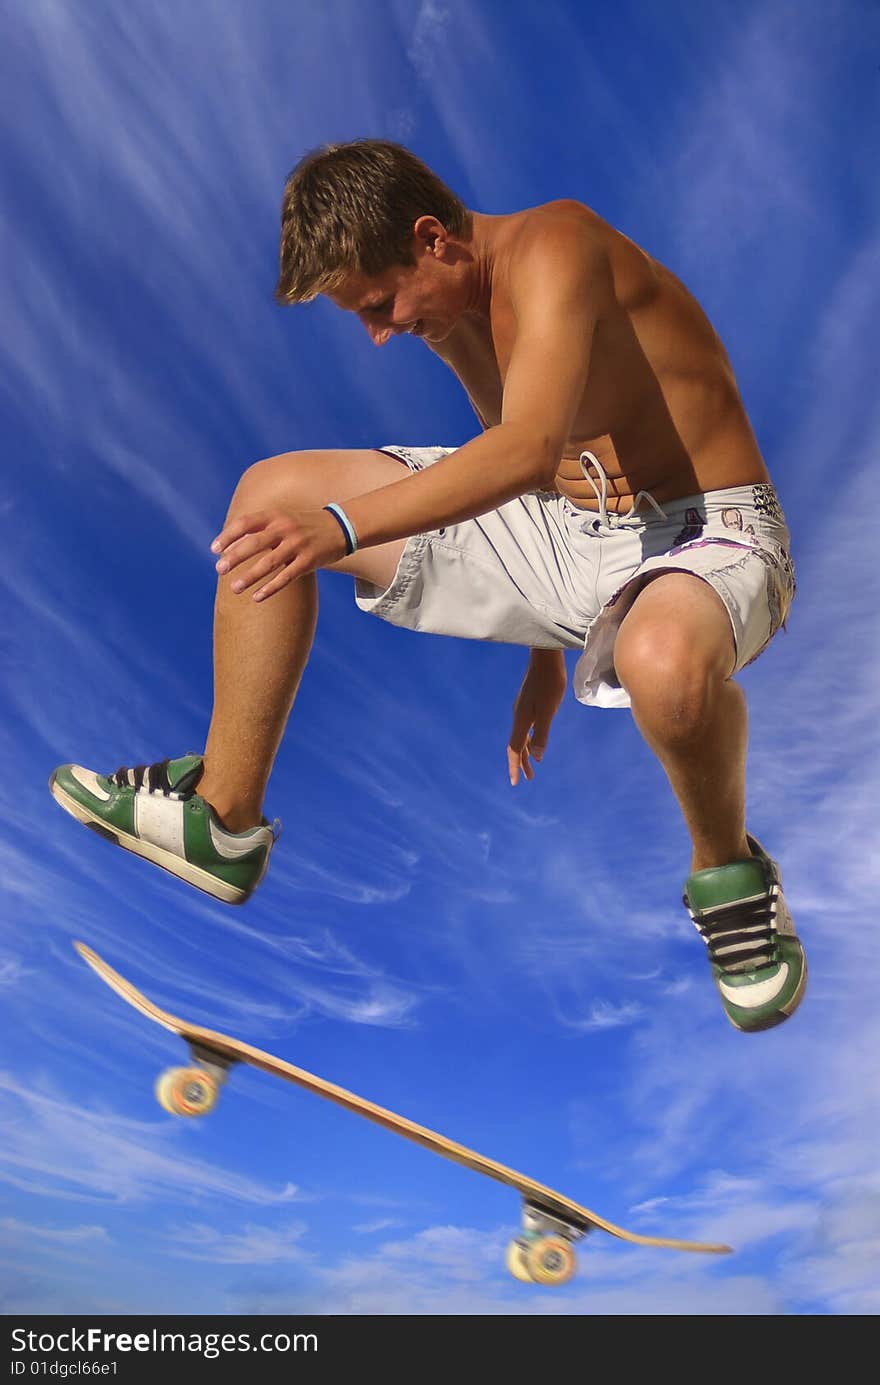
461, 211, 496, 316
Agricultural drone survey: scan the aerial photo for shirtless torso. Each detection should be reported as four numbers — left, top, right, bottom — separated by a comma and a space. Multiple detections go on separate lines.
429, 201, 770, 513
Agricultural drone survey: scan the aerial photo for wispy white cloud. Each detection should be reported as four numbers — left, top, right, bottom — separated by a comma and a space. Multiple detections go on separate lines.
4, 3, 405, 561
393, 0, 652, 209
0, 1072, 303, 1206
638, 1172, 817, 1254
269, 853, 413, 906
785, 235, 880, 487
166, 910, 426, 1030
553, 999, 644, 1033
163, 1220, 309, 1264
407, 0, 452, 80
352, 1217, 405, 1234
0, 1218, 109, 1248
663, 4, 816, 262
785, 1181, 880, 1315
0, 957, 32, 989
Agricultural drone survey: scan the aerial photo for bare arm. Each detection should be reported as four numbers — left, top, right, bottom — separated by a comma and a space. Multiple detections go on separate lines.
507, 647, 568, 786
498, 220, 615, 782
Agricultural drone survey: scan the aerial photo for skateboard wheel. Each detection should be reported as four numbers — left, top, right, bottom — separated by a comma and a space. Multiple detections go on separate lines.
155, 1066, 219, 1117
525, 1235, 576, 1286
506, 1240, 535, 1283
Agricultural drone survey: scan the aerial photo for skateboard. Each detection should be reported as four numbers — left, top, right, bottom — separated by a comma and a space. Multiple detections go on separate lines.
74, 941, 732, 1284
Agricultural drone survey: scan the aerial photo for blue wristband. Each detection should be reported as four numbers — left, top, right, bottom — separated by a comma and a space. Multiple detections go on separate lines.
324, 503, 359, 556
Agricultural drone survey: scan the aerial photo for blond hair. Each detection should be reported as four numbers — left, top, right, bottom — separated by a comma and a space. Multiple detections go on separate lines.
275, 140, 471, 304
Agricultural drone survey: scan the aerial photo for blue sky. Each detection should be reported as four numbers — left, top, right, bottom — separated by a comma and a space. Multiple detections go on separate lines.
2, 0, 878, 1315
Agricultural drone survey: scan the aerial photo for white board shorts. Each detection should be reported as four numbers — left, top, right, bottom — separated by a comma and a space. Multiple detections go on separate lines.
354, 446, 796, 708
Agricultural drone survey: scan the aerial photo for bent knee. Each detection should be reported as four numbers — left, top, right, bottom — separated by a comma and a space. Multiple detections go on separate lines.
614, 630, 725, 730
226, 447, 406, 521
227, 450, 322, 516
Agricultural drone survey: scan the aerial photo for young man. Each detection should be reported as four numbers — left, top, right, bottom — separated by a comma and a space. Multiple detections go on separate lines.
50, 140, 805, 1033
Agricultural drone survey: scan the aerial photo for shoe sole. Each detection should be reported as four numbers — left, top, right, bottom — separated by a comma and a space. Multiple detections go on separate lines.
49, 772, 250, 906
724, 951, 809, 1033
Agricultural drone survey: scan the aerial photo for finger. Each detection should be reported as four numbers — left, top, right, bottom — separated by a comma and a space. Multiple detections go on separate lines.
211, 512, 270, 554
530, 711, 556, 760
212, 514, 268, 553
231, 551, 290, 594
216, 532, 279, 575
520, 746, 535, 781
507, 745, 521, 787
528, 733, 547, 763
509, 699, 535, 756
507, 726, 531, 777
253, 562, 303, 602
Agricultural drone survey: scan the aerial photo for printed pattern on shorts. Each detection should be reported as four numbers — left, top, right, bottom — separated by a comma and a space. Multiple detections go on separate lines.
742, 540, 797, 666
721, 489, 795, 655
751, 484, 784, 524
721, 507, 757, 539
672, 506, 706, 547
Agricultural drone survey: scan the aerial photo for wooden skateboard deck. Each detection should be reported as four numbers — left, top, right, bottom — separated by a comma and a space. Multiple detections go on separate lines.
74, 941, 732, 1283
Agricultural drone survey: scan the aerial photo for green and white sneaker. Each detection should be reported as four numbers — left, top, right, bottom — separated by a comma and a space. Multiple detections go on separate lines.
49, 753, 277, 905
684, 834, 806, 1033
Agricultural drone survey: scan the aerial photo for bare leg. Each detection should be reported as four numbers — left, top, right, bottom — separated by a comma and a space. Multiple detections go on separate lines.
612, 572, 751, 873
199, 449, 411, 830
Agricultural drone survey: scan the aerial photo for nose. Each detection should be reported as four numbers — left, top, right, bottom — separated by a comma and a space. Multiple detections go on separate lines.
364, 321, 393, 347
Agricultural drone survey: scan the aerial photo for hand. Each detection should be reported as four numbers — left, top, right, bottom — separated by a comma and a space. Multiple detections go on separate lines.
211, 508, 347, 601
507, 649, 567, 786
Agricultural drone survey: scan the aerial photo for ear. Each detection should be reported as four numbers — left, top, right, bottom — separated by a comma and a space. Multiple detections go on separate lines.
412, 215, 449, 259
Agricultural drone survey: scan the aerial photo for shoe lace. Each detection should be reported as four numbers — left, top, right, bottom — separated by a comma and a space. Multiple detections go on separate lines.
111, 758, 182, 797
686, 888, 779, 975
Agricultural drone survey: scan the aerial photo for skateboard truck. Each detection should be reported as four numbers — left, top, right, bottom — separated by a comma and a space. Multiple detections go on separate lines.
154, 1042, 232, 1117
507, 1201, 592, 1286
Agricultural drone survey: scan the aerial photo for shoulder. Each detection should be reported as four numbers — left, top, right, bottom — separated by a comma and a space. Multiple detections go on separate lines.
508, 200, 602, 252
503, 202, 613, 309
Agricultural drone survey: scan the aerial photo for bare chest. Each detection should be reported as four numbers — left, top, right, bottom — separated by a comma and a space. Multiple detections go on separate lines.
439, 303, 628, 449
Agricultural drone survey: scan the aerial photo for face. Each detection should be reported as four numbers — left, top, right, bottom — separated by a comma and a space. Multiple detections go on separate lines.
327, 225, 465, 346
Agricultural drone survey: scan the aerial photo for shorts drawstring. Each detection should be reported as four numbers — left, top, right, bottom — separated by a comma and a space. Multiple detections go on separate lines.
579, 450, 668, 528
